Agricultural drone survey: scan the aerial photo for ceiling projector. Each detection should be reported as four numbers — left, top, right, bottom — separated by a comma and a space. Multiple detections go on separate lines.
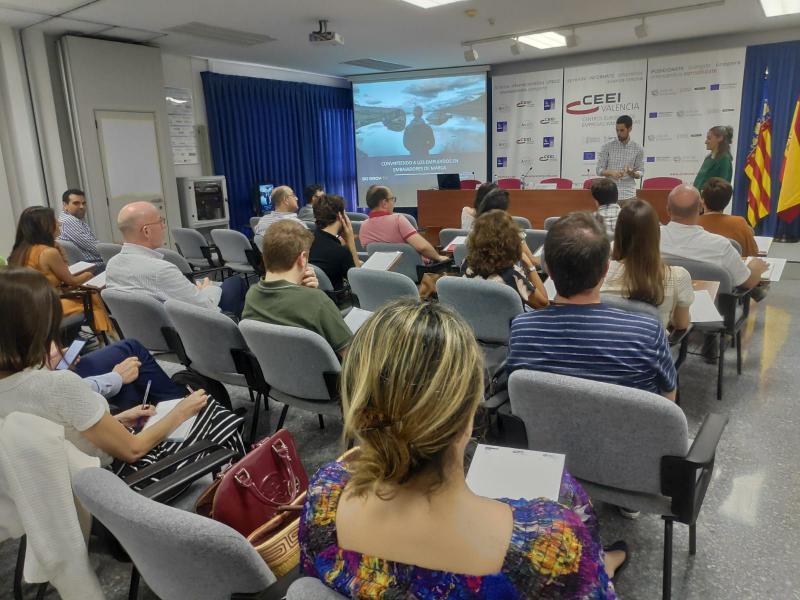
309, 20, 343, 46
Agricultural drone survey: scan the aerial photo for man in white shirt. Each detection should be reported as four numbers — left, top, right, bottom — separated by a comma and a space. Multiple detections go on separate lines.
660, 185, 768, 290
596, 115, 644, 201
106, 201, 247, 316
254, 186, 301, 236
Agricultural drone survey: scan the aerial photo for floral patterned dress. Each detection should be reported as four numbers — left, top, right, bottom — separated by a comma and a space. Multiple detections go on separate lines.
300, 461, 616, 599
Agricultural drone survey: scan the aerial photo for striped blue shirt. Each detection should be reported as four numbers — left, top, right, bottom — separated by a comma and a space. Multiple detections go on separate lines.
507, 304, 676, 395
58, 212, 102, 264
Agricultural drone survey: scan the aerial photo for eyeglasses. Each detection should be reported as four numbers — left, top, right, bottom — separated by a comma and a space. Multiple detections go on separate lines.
387, 196, 397, 202
141, 217, 165, 230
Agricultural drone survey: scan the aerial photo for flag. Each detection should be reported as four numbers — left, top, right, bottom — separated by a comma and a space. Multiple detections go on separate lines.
744, 73, 772, 227
777, 96, 800, 224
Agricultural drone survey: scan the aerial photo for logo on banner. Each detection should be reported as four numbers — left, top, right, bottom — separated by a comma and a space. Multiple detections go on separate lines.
710, 84, 720, 91
544, 98, 556, 110
516, 137, 534, 144
646, 156, 656, 163
496, 121, 508, 132
649, 112, 658, 118
540, 154, 557, 162
540, 117, 559, 125
516, 100, 535, 108
676, 109, 701, 117
497, 156, 507, 168
583, 151, 596, 161
566, 93, 638, 115
543, 136, 555, 148
693, 86, 707, 91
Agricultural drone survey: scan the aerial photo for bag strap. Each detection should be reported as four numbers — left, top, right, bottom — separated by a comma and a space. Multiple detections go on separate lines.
233, 438, 301, 507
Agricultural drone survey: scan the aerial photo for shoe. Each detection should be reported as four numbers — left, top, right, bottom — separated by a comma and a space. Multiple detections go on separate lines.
618, 506, 640, 519
603, 540, 630, 581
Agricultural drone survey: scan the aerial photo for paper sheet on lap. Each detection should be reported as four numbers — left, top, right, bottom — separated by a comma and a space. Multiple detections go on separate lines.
142, 398, 196, 442
466, 444, 565, 502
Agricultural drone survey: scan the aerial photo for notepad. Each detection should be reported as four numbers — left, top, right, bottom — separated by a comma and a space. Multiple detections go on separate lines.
82, 271, 106, 289
344, 307, 373, 333
142, 398, 197, 443
746, 257, 786, 282
362, 251, 403, 271
753, 236, 773, 256
689, 290, 723, 324
445, 236, 467, 252
69, 261, 94, 275
466, 444, 565, 502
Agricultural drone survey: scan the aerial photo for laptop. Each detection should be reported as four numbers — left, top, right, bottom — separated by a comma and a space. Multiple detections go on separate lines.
437, 173, 461, 190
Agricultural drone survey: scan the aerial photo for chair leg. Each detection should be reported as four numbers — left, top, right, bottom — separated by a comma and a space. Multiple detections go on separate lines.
13, 536, 26, 600
275, 404, 289, 431
35, 583, 48, 600
716, 334, 725, 401
663, 518, 673, 600
128, 565, 140, 600
736, 331, 743, 375
689, 522, 697, 556
248, 391, 261, 445
318, 414, 325, 429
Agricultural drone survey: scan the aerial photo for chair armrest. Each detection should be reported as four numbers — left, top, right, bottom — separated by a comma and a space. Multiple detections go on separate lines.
231, 348, 269, 393
684, 412, 728, 466
123, 439, 219, 486
136, 448, 237, 502
496, 413, 529, 449
233, 566, 301, 600
244, 248, 265, 275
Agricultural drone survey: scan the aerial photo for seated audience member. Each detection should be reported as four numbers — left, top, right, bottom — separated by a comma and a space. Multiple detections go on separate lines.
591, 178, 621, 235
297, 184, 324, 224
698, 177, 759, 257
9, 206, 113, 334
358, 186, 448, 263
464, 210, 549, 309
660, 185, 768, 290
58, 188, 103, 267
0, 268, 244, 472
254, 186, 301, 235
300, 299, 625, 597
507, 212, 677, 401
601, 199, 693, 330
309, 194, 361, 290
460, 181, 498, 229
242, 220, 351, 356
106, 201, 247, 317
475, 187, 539, 268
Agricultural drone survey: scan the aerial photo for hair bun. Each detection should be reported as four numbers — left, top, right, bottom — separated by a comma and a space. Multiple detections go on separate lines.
724, 126, 734, 143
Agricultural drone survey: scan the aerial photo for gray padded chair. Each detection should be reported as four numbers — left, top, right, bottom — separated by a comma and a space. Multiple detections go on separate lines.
287, 578, 346, 599
210, 229, 257, 275
57, 239, 84, 265
73, 468, 276, 600
249, 216, 261, 231
158, 247, 193, 277
347, 267, 418, 311
511, 215, 532, 229
399, 212, 418, 230
543, 216, 560, 230
729, 238, 742, 255
97, 242, 122, 264
172, 228, 219, 269
239, 319, 342, 430
351, 222, 367, 255
600, 293, 661, 320
507, 370, 727, 600
313, 264, 334, 292
523, 229, 547, 255
253, 233, 264, 252
304, 221, 317, 232
367, 242, 451, 284
101, 289, 177, 355
453, 244, 468, 270
438, 228, 469, 248
346, 211, 367, 222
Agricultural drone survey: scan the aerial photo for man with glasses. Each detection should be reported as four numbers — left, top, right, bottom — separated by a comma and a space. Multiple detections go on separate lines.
106, 201, 247, 316
254, 185, 301, 236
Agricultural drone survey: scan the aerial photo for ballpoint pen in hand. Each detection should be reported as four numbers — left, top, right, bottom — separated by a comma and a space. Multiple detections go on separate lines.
141, 380, 152, 409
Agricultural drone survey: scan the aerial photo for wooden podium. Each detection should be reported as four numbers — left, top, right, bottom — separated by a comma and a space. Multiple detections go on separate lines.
417, 189, 671, 231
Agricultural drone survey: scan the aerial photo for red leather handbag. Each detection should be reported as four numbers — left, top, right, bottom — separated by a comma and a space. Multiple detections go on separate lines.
195, 429, 308, 537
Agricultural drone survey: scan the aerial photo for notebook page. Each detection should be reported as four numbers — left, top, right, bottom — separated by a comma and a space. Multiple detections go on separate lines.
466, 445, 565, 502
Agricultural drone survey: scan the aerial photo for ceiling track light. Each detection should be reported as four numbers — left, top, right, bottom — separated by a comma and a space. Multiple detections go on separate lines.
634, 18, 648, 39
464, 46, 478, 61
510, 38, 521, 55
565, 28, 579, 48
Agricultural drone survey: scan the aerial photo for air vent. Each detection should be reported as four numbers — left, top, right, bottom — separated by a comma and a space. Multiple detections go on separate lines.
341, 58, 411, 71
165, 22, 276, 46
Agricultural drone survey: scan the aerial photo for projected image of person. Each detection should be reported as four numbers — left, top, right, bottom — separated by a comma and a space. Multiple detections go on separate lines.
403, 106, 435, 157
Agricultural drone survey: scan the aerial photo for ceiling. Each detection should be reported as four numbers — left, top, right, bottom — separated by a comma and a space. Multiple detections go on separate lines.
4, 0, 800, 76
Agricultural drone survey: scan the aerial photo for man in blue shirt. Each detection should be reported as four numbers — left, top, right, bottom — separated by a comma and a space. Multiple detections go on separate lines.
58, 189, 103, 266
507, 212, 676, 401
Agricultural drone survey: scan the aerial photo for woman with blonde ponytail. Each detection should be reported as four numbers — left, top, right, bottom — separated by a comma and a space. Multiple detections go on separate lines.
693, 125, 734, 191
299, 299, 625, 598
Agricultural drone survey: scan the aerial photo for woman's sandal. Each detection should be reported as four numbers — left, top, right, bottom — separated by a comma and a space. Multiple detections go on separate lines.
604, 539, 630, 581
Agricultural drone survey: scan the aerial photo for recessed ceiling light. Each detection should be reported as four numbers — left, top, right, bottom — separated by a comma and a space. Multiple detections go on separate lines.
759, 0, 800, 16
517, 32, 567, 49
399, 0, 467, 8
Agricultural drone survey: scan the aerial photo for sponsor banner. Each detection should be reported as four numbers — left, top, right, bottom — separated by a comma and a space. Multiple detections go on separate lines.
561, 60, 647, 188
644, 48, 745, 184
492, 69, 563, 187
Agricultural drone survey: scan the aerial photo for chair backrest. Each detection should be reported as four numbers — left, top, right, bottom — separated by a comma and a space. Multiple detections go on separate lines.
509, 370, 689, 496
583, 178, 598, 189
662, 255, 734, 294
239, 319, 341, 400
313, 264, 334, 292
453, 244, 468, 269
496, 178, 521, 190
158, 248, 193, 275
460, 179, 481, 190
439, 228, 469, 248
543, 216, 560, 231
523, 229, 547, 254
304, 222, 317, 232
437, 277, 523, 343
210, 229, 251, 265
399, 212, 418, 230
164, 299, 247, 380
643, 177, 682, 190
728, 238, 742, 255
540, 177, 573, 190
287, 577, 346, 599
351, 222, 365, 252
101, 288, 174, 352
346, 211, 367, 222
600, 294, 661, 320
171, 228, 209, 262
58, 240, 84, 265
73, 468, 275, 600
347, 267, 418, 311
253, 233, 264, 252
511, 216, 532, 229
249, 216, 260, 231
97, 242, 122, 264
367, 243, 423, 283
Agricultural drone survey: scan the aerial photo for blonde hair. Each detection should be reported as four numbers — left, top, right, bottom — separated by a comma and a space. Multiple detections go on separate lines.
341, 299, 484, 499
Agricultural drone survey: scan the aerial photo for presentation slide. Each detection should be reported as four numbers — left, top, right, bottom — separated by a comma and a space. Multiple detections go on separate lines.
353, 73, 487, 207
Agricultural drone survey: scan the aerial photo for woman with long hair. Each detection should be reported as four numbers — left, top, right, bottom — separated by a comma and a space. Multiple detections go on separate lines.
465, 210, 549, 309
8, 206, 113, 333
300, 299, 624, 598
693, 125, 734, 192
601, 199, 693, 329
460, 181, 497, 229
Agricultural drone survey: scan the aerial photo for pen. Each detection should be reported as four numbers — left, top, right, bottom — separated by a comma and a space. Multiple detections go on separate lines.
141, 380, 152, 409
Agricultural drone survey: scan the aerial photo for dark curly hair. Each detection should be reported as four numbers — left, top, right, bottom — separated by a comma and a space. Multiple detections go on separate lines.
314, 194, 345, 228
465, 210, 522, 277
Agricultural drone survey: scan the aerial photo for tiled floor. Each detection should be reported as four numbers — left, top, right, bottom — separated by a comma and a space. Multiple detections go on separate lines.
2, 271, 799, 599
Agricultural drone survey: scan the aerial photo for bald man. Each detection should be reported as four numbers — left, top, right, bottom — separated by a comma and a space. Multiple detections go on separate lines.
253, 185, 300, 236
106, 201, 247, 316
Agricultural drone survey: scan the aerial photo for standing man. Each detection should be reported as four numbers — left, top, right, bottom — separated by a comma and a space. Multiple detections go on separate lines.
596, 115, 644, 202
297, 184, 325, 224
58, 188, 103, 266
403, 106, 435, 157
254, 186, 301, 236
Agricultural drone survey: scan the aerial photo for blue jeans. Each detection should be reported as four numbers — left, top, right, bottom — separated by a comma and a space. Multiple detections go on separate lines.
74, 339, 185, 411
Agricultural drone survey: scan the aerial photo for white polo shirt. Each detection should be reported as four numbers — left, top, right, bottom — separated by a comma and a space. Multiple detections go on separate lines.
659, 221, 750, 287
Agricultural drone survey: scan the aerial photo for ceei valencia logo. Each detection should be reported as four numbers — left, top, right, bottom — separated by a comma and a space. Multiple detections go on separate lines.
565, 92, 638, 115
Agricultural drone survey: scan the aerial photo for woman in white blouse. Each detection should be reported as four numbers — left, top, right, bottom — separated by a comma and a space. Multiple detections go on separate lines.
601, 199, 693, 329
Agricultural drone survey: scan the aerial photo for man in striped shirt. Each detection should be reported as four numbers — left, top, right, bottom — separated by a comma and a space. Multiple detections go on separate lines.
595, 115, 643, 201
58, 189, 103, 265
254, 186, 301, 236
507, 212, 676, 400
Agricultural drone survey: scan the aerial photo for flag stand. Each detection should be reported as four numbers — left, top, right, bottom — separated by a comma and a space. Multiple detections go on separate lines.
775, 221, 798, 243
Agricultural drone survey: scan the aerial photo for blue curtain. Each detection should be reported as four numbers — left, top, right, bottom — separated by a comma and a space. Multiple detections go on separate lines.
202, 72, 357, 232
733, 41, 800, 236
